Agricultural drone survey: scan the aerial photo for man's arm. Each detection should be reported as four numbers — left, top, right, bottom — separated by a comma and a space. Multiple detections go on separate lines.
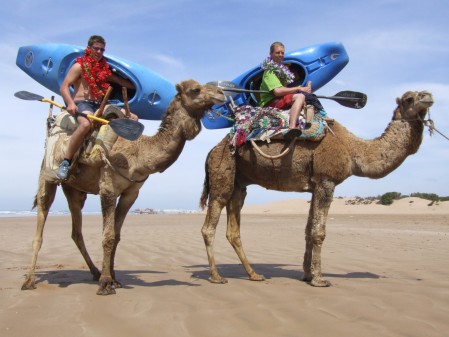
60, 63, 82, 115
273, 85, 311, 96
262, 71, 311, 97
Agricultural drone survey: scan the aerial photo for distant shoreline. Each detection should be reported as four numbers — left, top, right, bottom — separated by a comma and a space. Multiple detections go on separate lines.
3, 197, 447, 217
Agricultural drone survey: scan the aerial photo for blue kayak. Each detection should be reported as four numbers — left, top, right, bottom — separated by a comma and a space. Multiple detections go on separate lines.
16, 44, 176, 120
201, 41, 349, 129
16, 41, 348, 128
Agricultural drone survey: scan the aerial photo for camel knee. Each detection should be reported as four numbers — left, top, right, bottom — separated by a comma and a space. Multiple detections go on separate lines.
306, 224, 326, 243
309, 230, 326, 245
71, 231, 82, 243
201, 225, 217, 243
32, 237, 43, 251
226, 232, 241, 247
102, 235, 116, 250
71, 231, 91, 250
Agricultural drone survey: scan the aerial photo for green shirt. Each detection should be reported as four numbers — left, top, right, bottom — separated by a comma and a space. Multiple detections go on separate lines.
258, 70, 283, 107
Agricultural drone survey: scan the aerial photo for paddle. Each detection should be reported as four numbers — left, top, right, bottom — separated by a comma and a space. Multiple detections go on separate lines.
14, 91, 144, 141
207, 81, 367, 109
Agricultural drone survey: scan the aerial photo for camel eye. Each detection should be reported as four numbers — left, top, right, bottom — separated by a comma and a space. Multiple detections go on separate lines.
191, 88, 201, 94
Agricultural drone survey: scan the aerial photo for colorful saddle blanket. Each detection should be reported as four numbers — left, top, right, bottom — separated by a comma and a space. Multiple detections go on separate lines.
229, 105, 328, 148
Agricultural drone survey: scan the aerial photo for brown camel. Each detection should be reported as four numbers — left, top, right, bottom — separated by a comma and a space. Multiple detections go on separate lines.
200, 90, 434, 286
22, 80, 225, 295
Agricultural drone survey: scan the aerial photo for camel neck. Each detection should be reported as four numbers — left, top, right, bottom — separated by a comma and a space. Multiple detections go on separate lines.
350, 119, 424, 178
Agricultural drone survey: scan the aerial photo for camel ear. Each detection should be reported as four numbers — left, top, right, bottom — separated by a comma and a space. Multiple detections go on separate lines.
396, 97, 401, 105
176, 83, 182, 93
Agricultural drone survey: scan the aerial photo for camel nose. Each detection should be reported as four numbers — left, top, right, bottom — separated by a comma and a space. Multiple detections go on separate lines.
420, 91, 434, 107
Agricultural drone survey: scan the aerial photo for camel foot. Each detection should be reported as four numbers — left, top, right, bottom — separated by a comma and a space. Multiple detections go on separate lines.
96, 284, 116, 295
304, 277, 331, 287
21, 276, 37, 290
249, 273, 265, 281
112, 280, 123, 289
96, 276, 117, 295
209, 276, 228, 284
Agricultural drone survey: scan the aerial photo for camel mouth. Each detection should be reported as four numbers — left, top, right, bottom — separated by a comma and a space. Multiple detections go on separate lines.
420, 97, 434, 107
211, 97, 227, 105
210, 91, 227, 105
419, 91, 434, 107
205, 85, 226, 105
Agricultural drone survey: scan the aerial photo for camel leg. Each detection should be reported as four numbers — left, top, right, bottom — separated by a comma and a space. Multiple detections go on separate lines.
97, 190, 118, 295
201, 139, 236, 284
302, 180, 334, 287
202, 199, 229, 283
22, 173, 57, 290
226, 184, 265, 281
108, 187, 141, 288
61, 185, 101, 281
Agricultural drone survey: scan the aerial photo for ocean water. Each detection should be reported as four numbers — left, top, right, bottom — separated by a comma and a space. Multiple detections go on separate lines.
0, 210, 97, 218
0, 209, 197, 218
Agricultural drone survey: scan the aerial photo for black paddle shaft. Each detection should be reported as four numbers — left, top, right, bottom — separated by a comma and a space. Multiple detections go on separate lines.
207, 81, 367, 109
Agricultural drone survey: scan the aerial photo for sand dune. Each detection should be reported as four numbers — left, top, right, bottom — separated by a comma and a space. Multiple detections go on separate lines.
1, 199, 448, 337
241, 196, 449, 214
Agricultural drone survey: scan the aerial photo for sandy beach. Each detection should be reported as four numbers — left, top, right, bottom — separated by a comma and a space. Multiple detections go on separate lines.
1, 198, 448, 337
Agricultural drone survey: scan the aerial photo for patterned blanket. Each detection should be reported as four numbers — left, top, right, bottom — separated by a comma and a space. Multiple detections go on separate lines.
229, 105, 328, 148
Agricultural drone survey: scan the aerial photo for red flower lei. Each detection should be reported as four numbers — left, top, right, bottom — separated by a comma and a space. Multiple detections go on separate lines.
76, 48, 112, 100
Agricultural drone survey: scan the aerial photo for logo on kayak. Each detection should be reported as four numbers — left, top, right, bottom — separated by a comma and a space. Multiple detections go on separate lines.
205, 108, 218, 121
330, 53, 339, 61
25, 51, 34, 68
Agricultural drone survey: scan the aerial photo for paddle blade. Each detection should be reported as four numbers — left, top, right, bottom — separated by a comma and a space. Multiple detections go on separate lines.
333, 91, 367, 109
14, 91, 45, 101
109, 118, 144, 141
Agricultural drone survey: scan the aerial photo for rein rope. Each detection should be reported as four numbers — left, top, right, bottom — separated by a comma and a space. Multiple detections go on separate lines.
419, 108, 449, 141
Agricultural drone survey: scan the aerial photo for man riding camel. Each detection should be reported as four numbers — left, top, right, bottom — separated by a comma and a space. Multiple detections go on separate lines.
57, 35, 135, 180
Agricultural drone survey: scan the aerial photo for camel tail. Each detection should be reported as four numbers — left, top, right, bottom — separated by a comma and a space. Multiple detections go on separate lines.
199, 151, 212, 210
32, 194, 38, 210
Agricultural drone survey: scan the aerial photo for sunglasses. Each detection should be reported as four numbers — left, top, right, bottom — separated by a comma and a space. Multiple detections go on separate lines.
90, 46, 105, 52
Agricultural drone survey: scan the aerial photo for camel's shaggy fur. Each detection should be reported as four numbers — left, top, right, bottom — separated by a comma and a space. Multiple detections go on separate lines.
200, 90, 433, 286
22, 80, 225, 295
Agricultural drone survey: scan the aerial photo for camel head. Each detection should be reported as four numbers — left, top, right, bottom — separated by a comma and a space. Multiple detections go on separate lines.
175, 80, 226, 120
168, 80, 226, 140
394, 90, 434, 121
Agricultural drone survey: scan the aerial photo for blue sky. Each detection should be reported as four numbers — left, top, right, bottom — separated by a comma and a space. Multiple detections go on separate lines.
1, 0, 448, 212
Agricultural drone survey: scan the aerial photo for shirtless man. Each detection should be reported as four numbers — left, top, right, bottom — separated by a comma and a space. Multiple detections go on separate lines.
57, 35, 135, 180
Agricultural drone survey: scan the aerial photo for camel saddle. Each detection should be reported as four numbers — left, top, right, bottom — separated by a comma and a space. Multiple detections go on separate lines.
43, 105, 125, 182
228, 105, 329, 149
